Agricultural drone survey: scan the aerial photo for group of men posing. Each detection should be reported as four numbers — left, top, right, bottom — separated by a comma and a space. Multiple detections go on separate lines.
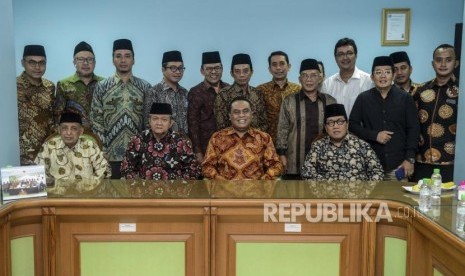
18, 37, 458, 182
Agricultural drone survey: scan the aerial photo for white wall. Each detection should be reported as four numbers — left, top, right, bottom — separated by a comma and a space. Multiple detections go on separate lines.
0, 0, 19, 167
12, 0, 464, 88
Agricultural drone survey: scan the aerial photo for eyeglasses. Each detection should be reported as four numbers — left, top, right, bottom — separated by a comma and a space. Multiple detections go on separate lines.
204, 66, 222, 73
335, 51, 355, 59
373, 70, 392, 76
25, 59, 46, 67
75, 57, 95, 64
231, 109, 251, 116
300, 73, 320, 80
164, 66, 185, 73
325, 119, 346, 127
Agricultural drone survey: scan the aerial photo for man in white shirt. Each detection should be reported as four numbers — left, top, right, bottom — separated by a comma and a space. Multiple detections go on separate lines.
321, 37, 373, 115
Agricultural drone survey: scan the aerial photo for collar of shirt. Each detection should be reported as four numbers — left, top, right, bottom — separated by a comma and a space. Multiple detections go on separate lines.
113, 73, 134, 84
146, 129, 174, 143
160, 79, 181, 92
20, 71, 44, 88
231, 82, 250, 93
52, 136, 83, 151
432, 77, 458, 88
336, 66, 363, 82
69, 73, 101, 84
326, 133, 350, 147
271, 79, 289, 90
298, 90, 324, 102
223, 126, 255, 138
202, 79, 227, 91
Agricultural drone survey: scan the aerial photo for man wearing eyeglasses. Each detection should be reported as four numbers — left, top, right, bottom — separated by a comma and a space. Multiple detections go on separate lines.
90, 39, 151, 179
276, 59, 336, 179
17, 44, 56, 165
321, 37, 373, 115
301, 104, 384, 181
146, 50, 189, 134
214, 53, 267, 132
349, 56, 419, 181
54, 41, 103, 132
187, 51, 229, 163
257, 51, 300, 144
203, 96, 282, 180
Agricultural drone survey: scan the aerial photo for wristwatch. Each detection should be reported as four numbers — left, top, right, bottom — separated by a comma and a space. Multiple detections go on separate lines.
406, 158, 415, 164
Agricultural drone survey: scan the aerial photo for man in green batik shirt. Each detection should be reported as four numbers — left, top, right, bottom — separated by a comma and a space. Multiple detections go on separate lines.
54, 41, 103, 132
90, 39, 151, 179
17, 45, 56, 165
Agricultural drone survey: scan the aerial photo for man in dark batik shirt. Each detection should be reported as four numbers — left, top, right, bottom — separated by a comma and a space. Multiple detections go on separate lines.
301, 104, 384, 181
17, 45, 55, 165
121, 103, 201, 180
54, 41, 103, 132
187, 51, 229, 163
145, 51, 189, 134
214, 53, 267, 132
389, 51, 420, 96
413, 44, 459, 182
349, 56, 419, 181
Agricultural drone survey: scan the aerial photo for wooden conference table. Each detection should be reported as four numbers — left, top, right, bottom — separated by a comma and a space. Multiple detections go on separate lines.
1, 179, 464, 276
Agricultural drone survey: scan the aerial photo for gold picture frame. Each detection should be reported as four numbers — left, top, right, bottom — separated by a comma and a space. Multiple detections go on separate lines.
382, 8, 411, 46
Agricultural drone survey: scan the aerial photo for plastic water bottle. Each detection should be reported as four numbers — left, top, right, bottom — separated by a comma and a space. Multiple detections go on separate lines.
419, 178, 432, 212
456, 194, 465, 232
430, 195, 441, 220
431, 168, 442, 197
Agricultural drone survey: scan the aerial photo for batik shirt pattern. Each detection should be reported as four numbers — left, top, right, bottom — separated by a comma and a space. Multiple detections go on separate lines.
301, 134, 384, 181
413, 78, 459, 164
35, 136, 111, 180
17, 72, 56, 165
145, 80, 189, 134
54, 73, 103, 130
202, 127, 283, 180
90, 74, 151, 161
121, 129, 201, 180
257, 79, 300, 143
214, 83, 268, 132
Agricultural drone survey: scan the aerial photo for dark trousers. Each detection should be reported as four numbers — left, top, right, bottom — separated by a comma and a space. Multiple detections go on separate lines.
413, 163, 455, 182
109, 161, 122, 179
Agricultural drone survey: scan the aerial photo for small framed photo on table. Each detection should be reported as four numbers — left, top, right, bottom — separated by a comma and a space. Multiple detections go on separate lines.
382, 8, 411, 46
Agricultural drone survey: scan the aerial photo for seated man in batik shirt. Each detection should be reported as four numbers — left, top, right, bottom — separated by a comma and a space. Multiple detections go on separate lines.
35, 112, 111, 180
202, 96, 283, 180
301, 104, 384, 181
121, 103, 201, 180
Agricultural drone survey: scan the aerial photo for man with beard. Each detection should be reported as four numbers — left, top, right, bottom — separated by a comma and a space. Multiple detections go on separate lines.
187, 51, 229, 163
54, 41, 103, 132
389, 51, 420, 95
90, 39, 151, 179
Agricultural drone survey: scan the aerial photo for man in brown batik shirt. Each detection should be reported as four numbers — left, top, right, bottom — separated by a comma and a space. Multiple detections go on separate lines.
257, 51, 300, 144
17, 45, 55, 165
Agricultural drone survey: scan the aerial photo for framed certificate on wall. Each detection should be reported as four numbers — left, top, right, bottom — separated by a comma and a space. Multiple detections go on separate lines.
382, 8, 411, 46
